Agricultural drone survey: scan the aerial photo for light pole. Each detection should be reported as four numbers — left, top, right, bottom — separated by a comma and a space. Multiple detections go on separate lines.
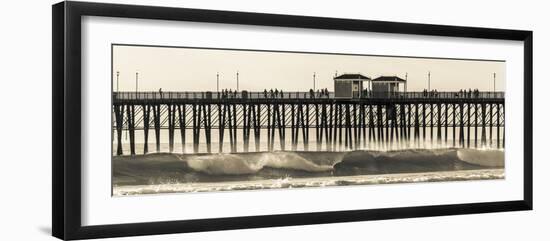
405, 72, 408, 93
428, 71, 431, 92
313, 72, 316, 92
236, 71, 239, 91
493, 73, 497, 97
493, 73, 497, 93
135, 71, 139, 96
216, 72, 219, 92
116, 71, 119, 93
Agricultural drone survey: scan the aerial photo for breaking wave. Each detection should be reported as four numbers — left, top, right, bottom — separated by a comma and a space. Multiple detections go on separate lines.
112, 148, 504, 186
184, 152, 343, 175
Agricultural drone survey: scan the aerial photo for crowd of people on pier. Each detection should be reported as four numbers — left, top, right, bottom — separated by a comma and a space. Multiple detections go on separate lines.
455, 89, 482, 98
262, 89, 285, 98
148, 88, 490, 100
217, 88, 333, 99
422, 89, 439, 97
421, 88, 483, 98
220, 89, 239, 98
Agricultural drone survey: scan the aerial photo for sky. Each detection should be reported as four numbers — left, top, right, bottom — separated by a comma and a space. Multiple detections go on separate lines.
112, 44, 506, 92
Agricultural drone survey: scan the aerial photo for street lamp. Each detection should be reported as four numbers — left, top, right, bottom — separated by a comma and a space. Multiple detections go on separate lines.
405, 72, 408, 93
493, 73, 497, 93
428, 71, 431, 92
313, 72, 316, 92
493, 73, 497, 97
135, 71, 139, 97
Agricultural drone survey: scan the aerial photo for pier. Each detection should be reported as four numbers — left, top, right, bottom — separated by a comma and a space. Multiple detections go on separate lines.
112, 91, 505, 155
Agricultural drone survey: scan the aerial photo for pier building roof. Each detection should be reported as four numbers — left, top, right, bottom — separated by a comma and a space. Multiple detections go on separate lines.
372, 76, 406, 82
334, 73, 371, 81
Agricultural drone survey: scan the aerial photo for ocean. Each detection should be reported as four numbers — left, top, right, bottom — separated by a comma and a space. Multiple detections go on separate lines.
112, 147, 504, 196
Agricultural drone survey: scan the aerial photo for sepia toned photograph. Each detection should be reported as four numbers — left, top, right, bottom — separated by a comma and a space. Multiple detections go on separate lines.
111, 44, 505, 196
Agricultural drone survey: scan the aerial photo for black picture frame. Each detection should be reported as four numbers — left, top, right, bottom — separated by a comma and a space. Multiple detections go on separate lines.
52, 1, 533, 240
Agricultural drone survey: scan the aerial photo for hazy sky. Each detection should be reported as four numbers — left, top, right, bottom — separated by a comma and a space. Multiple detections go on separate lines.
112, 44, 506, 92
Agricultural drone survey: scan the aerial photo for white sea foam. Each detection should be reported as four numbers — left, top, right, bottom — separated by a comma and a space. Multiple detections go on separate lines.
184, 152, 344, 175
113, 169, 505, 196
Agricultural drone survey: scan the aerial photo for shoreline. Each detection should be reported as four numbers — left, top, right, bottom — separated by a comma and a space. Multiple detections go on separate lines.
113, 168, 504, 196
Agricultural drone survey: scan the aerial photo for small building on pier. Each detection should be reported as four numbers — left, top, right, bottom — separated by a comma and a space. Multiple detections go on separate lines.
371, 76, 407, 98
333, 73, 371, 98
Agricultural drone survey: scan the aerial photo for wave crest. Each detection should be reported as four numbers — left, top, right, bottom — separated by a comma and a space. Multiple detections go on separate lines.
113, 148, 505, 186
185, 152, 344, 175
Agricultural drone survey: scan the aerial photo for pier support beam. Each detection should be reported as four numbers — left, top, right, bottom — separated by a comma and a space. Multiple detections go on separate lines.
168, 104, 175, 153
444, 104, 448, 146
126, 105, 136, 156
453, 104, 456, 147
253, 104, 261, 152
192, 104, 200, 153
414, 104, 420, 147
430, 104, 434, 148
114, 104, 124, 155
337, 105, 343, 150
153, 105, 161, 152
142, 105, 150, 154
497, 104, 501, 148
328, 104, 334, 151
344, 104, 351, 149
377, 105, 384, 149
291, 104, 297, 151
218, 104, 226, 153
436, 103, 442, 146
481, 103, 487, 147
489, 103, 493, 148
204, 104, 212, 153
459, 104, 465, 148
177, 105, 186, 153
474, 103, 478, 148
315, 104, 321, 151
243, 104, 250, 152
353, 104, 359, 149
232, 104, 237, 152
467, 103, 471, 148
267, 104, 272, 151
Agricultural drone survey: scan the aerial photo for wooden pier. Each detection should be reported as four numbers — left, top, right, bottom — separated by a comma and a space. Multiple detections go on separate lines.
113, 91, 505, 155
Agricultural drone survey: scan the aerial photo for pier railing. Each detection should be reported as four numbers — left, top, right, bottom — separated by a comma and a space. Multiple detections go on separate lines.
113, 91, 504, 100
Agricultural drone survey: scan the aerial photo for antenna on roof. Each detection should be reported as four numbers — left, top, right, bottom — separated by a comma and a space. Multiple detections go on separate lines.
335, 70, 338, 77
